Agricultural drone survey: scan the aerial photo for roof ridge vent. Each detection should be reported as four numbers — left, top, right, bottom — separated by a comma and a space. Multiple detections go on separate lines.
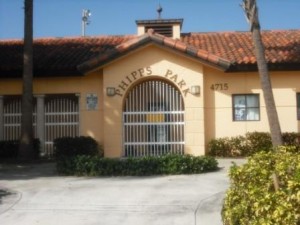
136, 18, 183, 39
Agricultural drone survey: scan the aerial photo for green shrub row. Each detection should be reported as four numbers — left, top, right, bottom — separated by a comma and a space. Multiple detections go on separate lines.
0, 139, 40, 159
222, 146, 300, 225
56, 154, 218, 176
208, 132, 300, 157
54, 136, 103, 159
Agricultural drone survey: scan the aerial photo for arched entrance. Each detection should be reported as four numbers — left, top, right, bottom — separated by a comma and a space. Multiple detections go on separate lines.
123, 79, 184, 157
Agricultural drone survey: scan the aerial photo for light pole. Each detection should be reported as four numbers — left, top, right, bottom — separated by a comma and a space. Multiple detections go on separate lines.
82, 9, 91, 37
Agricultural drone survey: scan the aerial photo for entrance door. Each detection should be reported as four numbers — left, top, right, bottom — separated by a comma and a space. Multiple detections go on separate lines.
123, 80, 184, 157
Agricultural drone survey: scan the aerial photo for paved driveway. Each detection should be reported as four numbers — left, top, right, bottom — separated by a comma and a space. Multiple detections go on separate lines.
0, 159, 245, 225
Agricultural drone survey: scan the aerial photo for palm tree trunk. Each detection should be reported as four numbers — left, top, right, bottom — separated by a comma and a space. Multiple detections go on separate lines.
251, 28, 282, 146
18, 0, 34, 160
242, 0, 283, 147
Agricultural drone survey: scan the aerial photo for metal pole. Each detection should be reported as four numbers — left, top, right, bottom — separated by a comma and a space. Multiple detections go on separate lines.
82, 10, 86, 36
81, 9, 91, 37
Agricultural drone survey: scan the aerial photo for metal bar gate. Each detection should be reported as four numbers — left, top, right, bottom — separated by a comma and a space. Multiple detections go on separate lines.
123, 80, 185, 157
3, 97, 37, 140
2, 94, 79, 156
44, 95, 79, 155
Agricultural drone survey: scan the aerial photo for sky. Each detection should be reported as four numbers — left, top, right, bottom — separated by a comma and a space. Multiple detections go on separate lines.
0, 0, 299, 39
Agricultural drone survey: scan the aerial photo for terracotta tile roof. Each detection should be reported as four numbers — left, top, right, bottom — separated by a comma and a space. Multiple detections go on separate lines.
182, 30, 300, 71
77, 29, 231, 73
0, 35, 133, 77
0, 29, 299, 77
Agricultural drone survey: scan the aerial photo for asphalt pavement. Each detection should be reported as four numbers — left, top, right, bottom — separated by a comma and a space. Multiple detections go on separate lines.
0, 158, 246, 225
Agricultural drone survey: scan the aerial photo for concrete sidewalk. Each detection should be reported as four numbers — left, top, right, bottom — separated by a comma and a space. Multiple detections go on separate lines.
0, 158, 246, 225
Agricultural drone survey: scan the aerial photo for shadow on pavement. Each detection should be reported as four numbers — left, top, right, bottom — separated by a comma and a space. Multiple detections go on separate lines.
0, 189, 13, 204
0, 162, 57, 180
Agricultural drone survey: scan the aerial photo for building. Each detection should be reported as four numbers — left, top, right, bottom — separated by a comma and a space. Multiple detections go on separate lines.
0, 17, 300, 157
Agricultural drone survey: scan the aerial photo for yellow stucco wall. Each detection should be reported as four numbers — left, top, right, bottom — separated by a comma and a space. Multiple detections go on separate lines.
204, 67, 300, 150
0, 72, 104, 145
1, 44, 300, 157
102, 44, 205, 157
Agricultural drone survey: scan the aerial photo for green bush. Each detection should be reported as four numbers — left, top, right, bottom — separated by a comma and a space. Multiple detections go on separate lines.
0, 139, 40, 159
245, 131, 272, 154
54, 136, 102, 159
282, 132, 300, 146
207, 137, 231, 157
208, 132, 300, 157
222, 147, 300, 225
56, 154, 218, 176
208, 136, 248, 157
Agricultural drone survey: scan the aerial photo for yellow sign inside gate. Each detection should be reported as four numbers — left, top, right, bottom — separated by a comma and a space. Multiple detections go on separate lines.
147, 114, 164, 123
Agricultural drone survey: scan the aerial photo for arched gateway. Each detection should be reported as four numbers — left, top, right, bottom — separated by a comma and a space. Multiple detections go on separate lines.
123, 79, 185, 157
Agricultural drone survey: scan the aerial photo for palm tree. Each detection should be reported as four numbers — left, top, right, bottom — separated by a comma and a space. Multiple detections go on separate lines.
18, 0, 35, 160
241, 0, 283, 147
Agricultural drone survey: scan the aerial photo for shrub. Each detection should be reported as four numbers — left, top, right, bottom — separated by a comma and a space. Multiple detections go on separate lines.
56, 154, 218, 176
208, 135, 251, 157
0, 139, 40, 159
208, 132, 300, 157
222, 147, 300, 225
207, 137, 232, 157
245, 131, 272, 154
282, 132, 300, 147
54, 136, 102, 159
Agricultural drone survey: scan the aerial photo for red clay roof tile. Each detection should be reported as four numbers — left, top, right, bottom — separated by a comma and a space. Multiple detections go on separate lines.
0, 30, 300, 77
78, 31, 231, 73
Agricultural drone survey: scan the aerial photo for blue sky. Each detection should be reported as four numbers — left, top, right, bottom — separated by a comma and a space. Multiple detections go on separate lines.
0, 0, 299, 39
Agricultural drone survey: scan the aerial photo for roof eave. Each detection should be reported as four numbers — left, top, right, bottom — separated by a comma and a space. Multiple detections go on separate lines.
225, 62, 300, 73
0, 68, 83, 78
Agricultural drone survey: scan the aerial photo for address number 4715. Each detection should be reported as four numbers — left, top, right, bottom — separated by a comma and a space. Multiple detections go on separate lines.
210, 83, 229, 91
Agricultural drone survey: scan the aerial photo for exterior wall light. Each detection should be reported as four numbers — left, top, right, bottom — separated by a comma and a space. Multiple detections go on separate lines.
190, 85, 200, 95
106, 87, 116, 96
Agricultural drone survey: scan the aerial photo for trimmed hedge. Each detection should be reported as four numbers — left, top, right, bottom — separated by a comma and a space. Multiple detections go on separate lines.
0, 139, 40, 159
222, 147, 300, 225
208, 132, 300, 157
54, 136, 103, 159
56, 154, 218, 176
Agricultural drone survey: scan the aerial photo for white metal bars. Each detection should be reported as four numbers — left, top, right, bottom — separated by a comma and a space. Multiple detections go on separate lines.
2, 95, 79, 156
44, 95, 79, 156
123, 80, 184, 157
3, 96, 37, 140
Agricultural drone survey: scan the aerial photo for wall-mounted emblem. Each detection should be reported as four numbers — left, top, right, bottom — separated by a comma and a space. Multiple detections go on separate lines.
86, 93, 98, 110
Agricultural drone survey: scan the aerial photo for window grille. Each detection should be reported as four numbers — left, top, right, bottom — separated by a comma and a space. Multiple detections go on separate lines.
44, 95, 79, 155
123, 80, 185, 157
2, 94, 79, 157
3, 96, 37, 140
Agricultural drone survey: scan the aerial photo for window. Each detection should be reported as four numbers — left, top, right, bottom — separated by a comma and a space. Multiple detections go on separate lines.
297, 93, 300, 120
233, 94, 260, 121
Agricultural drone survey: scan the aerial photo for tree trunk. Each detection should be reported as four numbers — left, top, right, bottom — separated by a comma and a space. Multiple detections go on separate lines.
18, 0, 34, 160
242, 0, 283, 147
251, 28, 283, 146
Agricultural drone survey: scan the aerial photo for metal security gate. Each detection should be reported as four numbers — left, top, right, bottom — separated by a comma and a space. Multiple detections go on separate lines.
2, 95, 79, 156
123, 80, 184, 157
45, 95, 79, 155
3, 96, 37, 140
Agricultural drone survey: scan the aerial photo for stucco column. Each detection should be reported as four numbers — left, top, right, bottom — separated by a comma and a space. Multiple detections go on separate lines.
0, 96, 4, 141
36, 95, 45, 155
